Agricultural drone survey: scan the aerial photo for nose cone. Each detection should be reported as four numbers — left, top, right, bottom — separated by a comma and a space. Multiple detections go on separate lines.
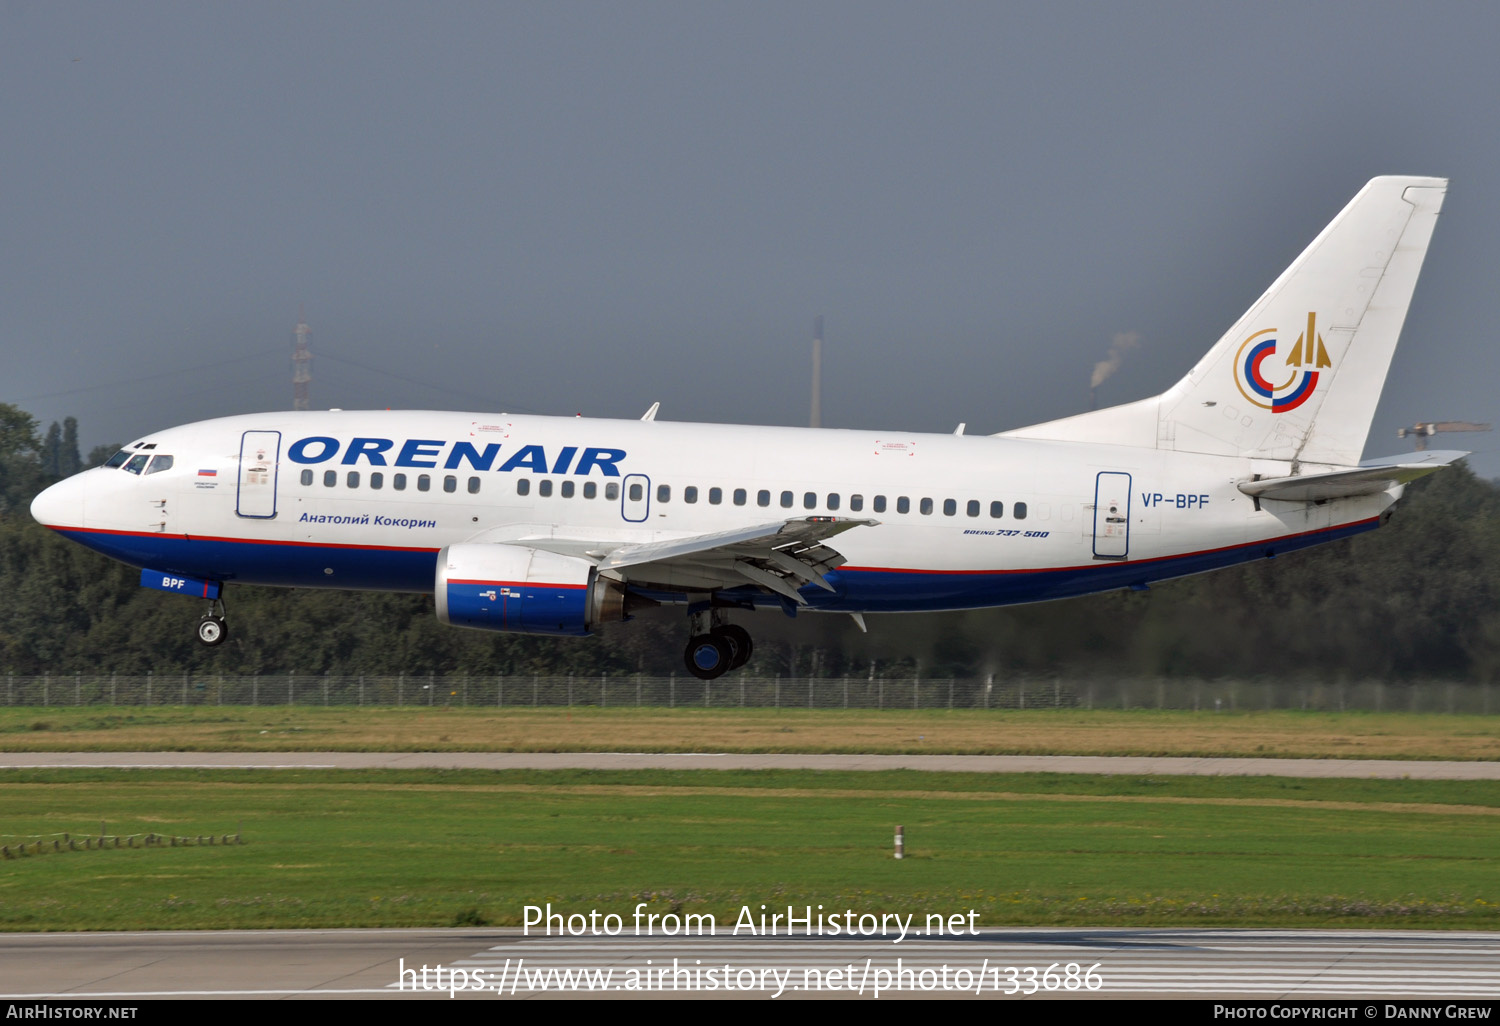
30, 475, 85, 530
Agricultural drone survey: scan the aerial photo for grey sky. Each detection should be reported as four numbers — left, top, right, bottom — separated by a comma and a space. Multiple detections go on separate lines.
5, 1, 1498, 474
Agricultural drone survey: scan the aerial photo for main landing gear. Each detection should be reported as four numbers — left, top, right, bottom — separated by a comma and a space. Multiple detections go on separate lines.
196, 597, 228, 647
682, 608, 753, 681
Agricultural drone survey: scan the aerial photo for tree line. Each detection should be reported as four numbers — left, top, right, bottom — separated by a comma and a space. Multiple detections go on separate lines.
1, 401, 1497, 681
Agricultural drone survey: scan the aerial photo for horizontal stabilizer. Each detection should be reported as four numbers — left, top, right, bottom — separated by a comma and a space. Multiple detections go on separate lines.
1239, 450, 1466, 501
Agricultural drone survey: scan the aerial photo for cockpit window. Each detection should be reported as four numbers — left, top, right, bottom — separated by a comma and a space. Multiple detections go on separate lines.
122, 454, 150, 475
144, 455, 174, 475
105, 450, 132, 469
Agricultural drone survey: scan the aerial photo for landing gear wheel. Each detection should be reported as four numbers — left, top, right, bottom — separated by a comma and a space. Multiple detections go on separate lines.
713, 624, 753, 670
684, 633, 732, 680
196, 615, 227, 647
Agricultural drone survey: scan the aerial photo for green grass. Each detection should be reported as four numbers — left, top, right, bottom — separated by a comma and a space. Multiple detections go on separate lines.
3, 768, 1499, 931
3, 705, 1498, 759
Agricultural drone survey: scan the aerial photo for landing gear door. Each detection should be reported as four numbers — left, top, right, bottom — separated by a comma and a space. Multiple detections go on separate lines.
621, 473, 650, 523
236, 430, 280, 519
1093, 471, 1130, 559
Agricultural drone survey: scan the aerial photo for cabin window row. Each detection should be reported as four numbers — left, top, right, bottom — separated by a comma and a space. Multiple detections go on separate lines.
300, 469, 482, 495
650, 485, 1028, 520
298, 469, 619, 500
298, 470, 1029, 519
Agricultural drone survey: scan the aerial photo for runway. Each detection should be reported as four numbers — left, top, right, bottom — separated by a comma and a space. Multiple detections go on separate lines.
3, 751, 1500, 778
5, 754, 1497, 1001
2, 928, 1498, 999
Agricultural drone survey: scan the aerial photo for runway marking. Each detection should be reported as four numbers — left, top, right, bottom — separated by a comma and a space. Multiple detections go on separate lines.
6, 929, 1500, 999
374, 934, 1500, 997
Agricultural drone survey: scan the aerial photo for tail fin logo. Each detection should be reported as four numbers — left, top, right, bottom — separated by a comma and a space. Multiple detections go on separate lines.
1233, 311, 1333, 413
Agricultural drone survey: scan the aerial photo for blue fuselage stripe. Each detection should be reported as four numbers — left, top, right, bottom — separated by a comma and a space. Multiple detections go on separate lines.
54, 515, 1378, 612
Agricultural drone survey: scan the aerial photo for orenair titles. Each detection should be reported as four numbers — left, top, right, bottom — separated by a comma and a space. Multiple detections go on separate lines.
287, 437, 627, 476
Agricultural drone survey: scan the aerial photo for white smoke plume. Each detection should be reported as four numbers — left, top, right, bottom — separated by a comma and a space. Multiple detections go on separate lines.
1090, 331, 1142, 389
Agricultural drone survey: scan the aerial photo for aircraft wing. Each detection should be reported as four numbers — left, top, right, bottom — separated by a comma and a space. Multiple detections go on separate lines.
595, 516, 878, 604
1238, 450, 1467, 502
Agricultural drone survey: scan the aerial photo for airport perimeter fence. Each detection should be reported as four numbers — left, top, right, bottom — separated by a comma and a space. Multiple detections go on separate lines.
3, 672, 1497, 714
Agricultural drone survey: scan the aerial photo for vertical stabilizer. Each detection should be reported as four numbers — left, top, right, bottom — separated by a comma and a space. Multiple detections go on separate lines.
1002, 176, 1447, 467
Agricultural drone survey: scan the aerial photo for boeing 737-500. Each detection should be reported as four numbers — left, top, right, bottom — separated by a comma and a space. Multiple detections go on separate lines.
30, 176, 1459, 679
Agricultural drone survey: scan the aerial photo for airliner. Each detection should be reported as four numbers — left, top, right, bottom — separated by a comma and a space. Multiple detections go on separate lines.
30, 176, 1459, 679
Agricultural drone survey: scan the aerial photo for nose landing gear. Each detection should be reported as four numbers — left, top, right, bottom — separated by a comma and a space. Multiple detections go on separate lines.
682, 609, 753, 680
196, 597, 228, 647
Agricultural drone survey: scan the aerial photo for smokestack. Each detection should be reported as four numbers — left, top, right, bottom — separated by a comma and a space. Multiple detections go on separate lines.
810, 315, 823, 428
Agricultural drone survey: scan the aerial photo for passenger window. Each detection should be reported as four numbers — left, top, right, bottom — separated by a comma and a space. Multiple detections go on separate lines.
538, 479, 552, 497
1014, 501, 1028, 520
684, 486, 698, 504
300, 469, 313, 486
827, 493, 840, 511
966, 500, 980, 517
943, 498, 956, 516
394, 473, 407, 491
443, 475, 457, 493
657, 484, 670, 502
371, 472, 384, 490
417, 474, 431, 492
803, 491, 817, 510
709, 487, 722, 505
347, 471, 360, 488
145, 455, 174, 475
920, 498, 934, 515
517, 478, 531, 496
583, 481, 597, 499
105, 450, 132, 468
323, 470, 336, 487
757, 489, 770, 507
468, 477, 481, 494
849, 494, 863, 512
561, 480, 575, 498
780, 491, 793, 508
990, 501, 1003, 518
735, 488, 748, 506
873, 495, 887, 513
896, 497, 910, 514
629, 483, 643, 501
606, 482, 619, 500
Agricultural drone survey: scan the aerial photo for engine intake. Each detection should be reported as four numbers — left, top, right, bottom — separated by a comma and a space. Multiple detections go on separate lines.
435, 543, 636, 636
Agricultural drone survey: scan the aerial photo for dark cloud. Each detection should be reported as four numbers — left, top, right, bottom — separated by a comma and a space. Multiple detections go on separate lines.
3, 2, 1495, 472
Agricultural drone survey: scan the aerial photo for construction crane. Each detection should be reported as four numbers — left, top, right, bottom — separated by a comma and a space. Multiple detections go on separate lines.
1397, 421, 1492, 451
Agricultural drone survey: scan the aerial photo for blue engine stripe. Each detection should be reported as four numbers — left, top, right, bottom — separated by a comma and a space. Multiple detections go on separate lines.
445, 581, 592, 636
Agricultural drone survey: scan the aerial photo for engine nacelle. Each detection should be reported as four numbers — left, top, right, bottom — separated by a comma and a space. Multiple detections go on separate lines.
435, 543, 631, 636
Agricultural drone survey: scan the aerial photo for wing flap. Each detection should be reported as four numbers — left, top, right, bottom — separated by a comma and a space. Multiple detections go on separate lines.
598, 516, 878, 597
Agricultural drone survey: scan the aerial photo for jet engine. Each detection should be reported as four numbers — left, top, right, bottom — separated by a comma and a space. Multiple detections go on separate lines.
435, 543, 637, 636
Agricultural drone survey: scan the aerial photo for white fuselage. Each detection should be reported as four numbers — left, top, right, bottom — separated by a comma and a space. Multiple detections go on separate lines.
31, 409, 1393, 614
